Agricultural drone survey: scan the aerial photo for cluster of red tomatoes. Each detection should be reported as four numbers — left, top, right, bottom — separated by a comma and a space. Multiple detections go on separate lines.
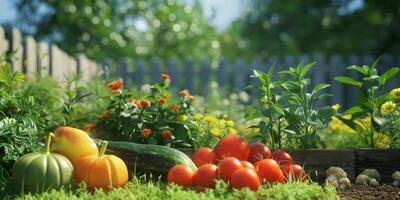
167, 134, 307, 191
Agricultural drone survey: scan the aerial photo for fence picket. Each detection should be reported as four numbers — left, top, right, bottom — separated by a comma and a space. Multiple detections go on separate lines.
11, 28, 23, 72
233, 58, 246, 92
199, 59, 211, 96
118, 58, 129, 86
167, 59, 179, 88
217, 59, 229, 87
183, 58, 194, 92
329, 55, 345, 106
346, 54, 361, 108
24, 36, 37, 75
150, 58, 161, 84
0, 26, 8, 54
38, 42, 50, 76
133, 59, 145, 87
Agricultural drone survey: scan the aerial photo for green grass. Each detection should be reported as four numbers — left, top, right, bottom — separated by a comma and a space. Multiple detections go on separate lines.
13, 179, 339, 200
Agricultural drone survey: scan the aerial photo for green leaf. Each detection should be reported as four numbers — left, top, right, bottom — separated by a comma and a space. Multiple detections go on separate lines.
334, 76, 363, 87
343, 106, 365, 115
347, 65, 369, 75
378, 67, 400, 85
272, 104, 285, 116
313, 83, 330, 94
300, 62, 316, 76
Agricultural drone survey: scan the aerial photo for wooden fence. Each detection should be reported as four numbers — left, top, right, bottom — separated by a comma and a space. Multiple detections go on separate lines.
116, 54, 400, 108
0, 25, 99, 83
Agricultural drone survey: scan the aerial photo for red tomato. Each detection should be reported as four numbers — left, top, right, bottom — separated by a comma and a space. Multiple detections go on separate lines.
248, 142, 271, 164
215, 134, 249, 161
192, 147, 217, 167
167, 164, 195, 188
277, 171, 287, 183
281, 164, 308, 182
241, 161, 255, 170
230, 168, 260, 191
271, 150, 293, 166
254, 159, 283, 183
194, 164, 218, 188
218, 157, 243, 181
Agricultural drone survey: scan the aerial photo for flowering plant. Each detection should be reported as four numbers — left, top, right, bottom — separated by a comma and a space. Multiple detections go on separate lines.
87, 74, 197, 147
334, 60, 400, 147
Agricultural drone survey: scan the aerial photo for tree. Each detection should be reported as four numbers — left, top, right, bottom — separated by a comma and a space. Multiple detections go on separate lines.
225, 0, 400, 59
14, 0, 220, 62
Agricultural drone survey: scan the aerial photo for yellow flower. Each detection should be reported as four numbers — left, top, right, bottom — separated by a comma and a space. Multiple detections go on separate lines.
390, 88, 400, 99
226, 120, 235, 127
192, 113, 202, 121
204, 115, 217, 124
381, 101, 396, 115
223, 114, 228, 119
228, 128, 237, 134
210, 128, 220, 136
331, 104, 341, 112
176, 114, 188, 122
219, 120, 226, 127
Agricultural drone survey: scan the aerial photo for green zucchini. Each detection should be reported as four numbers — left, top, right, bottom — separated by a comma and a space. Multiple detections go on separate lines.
106, 141, 197, 177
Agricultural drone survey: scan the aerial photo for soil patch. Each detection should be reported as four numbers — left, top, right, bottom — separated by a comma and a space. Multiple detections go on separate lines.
339, 185, 400, 200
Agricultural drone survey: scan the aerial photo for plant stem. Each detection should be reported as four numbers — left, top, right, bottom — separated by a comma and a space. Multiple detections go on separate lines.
99, 141, 108, 157
45, 133, 54, 154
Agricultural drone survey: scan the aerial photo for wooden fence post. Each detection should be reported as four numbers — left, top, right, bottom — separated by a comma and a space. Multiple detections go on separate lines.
217, 58, 229, 88
346, 54, 362, 108
199, 59, 211, 96
233, 58, 246, 93
0, 26, 8, 55
118, 58, 129, 86
167, 59, 180, 88
150, 58, 161, 84
133, 59, 145, 87
381, 54, 396, 92
313, 54, 329, 107
38, 42, 50, 76
183, 58, 194, 93
24, 36, 37, 76
329, 55, 345, 106
11, 28, 23, 72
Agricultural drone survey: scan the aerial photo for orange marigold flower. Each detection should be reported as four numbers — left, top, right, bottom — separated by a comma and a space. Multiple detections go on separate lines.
170, 104, 180, 111
130, 98, 141, 108
107, 80, 123, 92
161, 73, 171, 80
157, 97, 167, 104
99, 111, 110, 120
141, 128, 152, 137
179, 89, 190, 96
83, 123, 96, 132
140, 100, 151, 107
162, 130, 173, 140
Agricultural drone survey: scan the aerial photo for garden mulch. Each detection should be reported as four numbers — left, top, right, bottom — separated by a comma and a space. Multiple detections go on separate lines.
339, 185, 400, 200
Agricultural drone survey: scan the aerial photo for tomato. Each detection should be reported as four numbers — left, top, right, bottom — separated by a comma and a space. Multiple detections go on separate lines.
194, 164, 218, 188
254, 159, 283, 183
241, 161, 255, 170
230, 168, 260, 191
215, 134, 249, 161
271, 150, 293, 166
167, 164, 195, 188
218, 157, 243, 181
281, 164, 308, 182
247, 142, 271, 164
277, 171, 287, 183
191, 147, 216, 167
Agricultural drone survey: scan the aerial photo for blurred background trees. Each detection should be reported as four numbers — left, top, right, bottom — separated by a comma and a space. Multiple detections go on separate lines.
10, 0, 400, 62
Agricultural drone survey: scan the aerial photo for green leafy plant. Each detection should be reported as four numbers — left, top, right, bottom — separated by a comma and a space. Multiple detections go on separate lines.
246, 66, 287, 149
279, 62, 333, 148
334, 60, 400, 148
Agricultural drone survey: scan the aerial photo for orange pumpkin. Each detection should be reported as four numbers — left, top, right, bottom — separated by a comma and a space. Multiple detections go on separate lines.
75, 141, 128, 190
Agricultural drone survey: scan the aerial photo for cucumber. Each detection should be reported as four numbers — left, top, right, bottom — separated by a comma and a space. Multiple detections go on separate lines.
106, 141, 197, 177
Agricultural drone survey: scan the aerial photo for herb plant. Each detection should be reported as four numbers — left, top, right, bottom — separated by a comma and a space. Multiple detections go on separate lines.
334, 60, 400, 148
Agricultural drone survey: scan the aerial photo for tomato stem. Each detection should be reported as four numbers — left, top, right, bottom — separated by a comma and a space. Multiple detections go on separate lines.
45, 133, 54, 154
99, 141, 108, 157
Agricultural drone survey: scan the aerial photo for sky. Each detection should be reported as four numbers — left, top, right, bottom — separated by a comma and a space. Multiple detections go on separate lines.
0, 0, 243, 30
